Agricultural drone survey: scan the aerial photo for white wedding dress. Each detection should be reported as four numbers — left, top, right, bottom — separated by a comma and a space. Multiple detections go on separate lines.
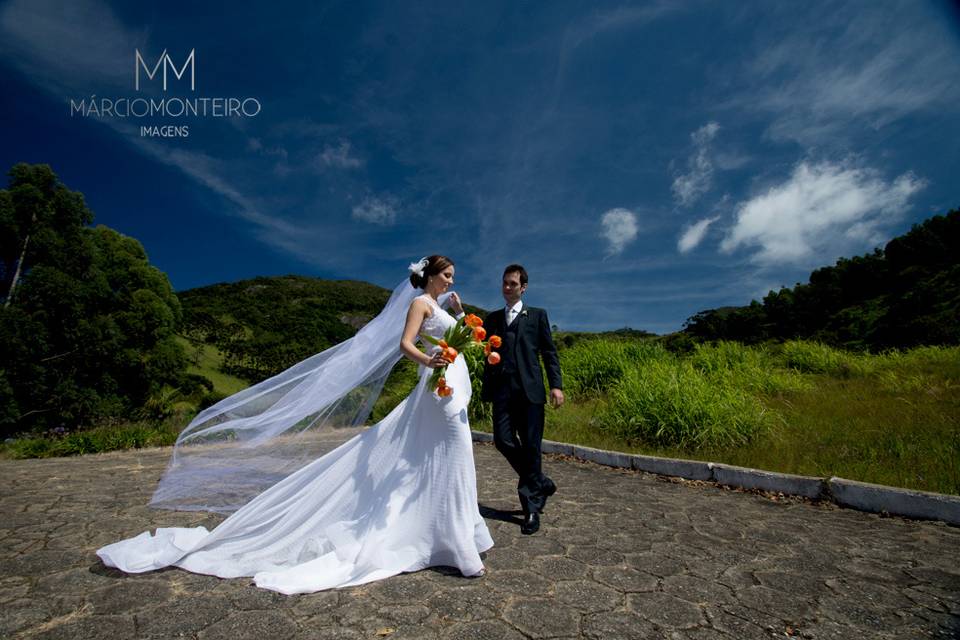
96, 294, 494, 594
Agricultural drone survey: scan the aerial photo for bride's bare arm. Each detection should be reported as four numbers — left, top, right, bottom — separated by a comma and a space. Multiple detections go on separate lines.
401, 299, 446, 368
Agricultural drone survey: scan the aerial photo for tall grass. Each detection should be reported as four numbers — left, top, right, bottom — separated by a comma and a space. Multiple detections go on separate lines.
689, 341, 811, 394
561, 339, 782, 449
779, 339, 872, 376
561, 339, 668, 396
595, 359, 776, 448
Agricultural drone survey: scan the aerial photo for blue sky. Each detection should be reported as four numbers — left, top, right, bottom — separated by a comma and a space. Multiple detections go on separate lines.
1, 1, 958, 333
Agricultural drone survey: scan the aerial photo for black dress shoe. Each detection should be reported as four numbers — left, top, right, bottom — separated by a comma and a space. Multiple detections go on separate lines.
521, 511, 540, 535
540, 478, 557, 513
543, 478, 557, 497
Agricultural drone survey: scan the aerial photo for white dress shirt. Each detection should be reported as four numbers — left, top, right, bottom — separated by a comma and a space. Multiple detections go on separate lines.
506, 299, 523, 325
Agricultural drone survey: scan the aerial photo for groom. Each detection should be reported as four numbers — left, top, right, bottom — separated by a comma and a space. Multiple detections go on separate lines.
482, 264, 564, 535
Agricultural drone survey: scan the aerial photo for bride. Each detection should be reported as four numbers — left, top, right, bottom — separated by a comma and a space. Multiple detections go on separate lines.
96, 255, 494, 594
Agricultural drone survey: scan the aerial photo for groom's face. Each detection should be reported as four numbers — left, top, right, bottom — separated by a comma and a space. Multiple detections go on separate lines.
502, 271, 526, 305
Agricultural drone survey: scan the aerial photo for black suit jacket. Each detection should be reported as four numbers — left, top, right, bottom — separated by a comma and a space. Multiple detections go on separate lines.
481, 305, 563, 404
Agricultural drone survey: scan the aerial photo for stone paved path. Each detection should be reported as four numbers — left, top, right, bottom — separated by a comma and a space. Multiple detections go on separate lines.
1, 440, 959, 639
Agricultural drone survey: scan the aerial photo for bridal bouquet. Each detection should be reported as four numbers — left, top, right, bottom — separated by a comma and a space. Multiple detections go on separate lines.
421, 314, 502, 397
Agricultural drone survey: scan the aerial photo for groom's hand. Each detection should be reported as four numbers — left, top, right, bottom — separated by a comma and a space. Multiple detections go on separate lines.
550, 388, 565, 408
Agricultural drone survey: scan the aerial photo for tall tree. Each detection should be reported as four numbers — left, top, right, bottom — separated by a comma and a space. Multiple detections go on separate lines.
0, 164, 94, 307
0, 164, 190, 436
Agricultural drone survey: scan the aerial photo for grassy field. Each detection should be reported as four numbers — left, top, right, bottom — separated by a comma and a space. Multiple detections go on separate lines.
176, 335, 250, 397
517, 340, 959, 495
4, 337, 958, 496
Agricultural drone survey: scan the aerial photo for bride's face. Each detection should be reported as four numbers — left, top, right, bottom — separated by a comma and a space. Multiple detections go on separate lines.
430, 266, 455, 293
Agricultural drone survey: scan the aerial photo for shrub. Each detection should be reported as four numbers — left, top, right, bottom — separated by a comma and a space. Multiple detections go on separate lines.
198, 390, 229, 411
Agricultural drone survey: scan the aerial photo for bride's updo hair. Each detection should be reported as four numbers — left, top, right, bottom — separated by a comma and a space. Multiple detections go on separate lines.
410, 255, 454, 289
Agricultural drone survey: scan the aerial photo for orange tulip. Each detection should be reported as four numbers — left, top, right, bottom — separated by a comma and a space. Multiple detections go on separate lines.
437, 377, 446, 387
484, 343, 492, 356
489, 335, 502, 348
439, 339, 448, 349
465, 314, 483, 328
472, 327, 486, 341
438, 385, 453, 397
487, 352, 501, 365
443, 347, 458, 362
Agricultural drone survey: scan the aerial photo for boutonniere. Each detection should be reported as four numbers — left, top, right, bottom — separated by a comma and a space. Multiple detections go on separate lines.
521, 309, 529, 317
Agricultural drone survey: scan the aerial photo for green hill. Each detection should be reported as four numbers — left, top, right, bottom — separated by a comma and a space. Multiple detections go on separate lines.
177, 275, 393, 383
176, 275, 486, 389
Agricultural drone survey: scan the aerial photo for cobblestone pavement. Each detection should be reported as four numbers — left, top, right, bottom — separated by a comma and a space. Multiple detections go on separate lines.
1, 439, 959, 639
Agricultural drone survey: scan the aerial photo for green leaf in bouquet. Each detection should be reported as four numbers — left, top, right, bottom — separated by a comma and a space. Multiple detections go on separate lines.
420, 333, 442, 346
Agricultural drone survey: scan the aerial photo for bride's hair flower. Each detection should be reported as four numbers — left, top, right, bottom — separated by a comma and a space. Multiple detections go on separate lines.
408, 257, 429, 278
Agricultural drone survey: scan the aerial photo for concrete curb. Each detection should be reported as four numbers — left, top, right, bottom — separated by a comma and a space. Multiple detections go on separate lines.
828, 477, 960, 525
710, 463, 827, 500
471, 431, 960, 526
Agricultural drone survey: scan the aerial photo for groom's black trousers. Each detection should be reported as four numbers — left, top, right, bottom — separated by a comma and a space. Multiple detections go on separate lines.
491, 387, 549, 515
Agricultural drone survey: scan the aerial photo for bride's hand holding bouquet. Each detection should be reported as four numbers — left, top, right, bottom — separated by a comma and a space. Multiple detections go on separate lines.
421, 313, 500, 397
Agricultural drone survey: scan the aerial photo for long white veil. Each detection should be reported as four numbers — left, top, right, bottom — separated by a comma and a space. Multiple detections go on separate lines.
150, 278, 449, 513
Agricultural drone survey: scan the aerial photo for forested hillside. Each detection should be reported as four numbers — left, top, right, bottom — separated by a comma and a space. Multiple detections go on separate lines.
682, 209, 960, 350
178, 276, 393, 382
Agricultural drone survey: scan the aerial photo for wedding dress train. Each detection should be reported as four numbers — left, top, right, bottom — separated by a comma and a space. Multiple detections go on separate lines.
96, 294, 493, 594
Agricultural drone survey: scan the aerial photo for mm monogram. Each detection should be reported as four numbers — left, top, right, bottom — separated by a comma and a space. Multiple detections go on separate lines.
135, 48, 195, 91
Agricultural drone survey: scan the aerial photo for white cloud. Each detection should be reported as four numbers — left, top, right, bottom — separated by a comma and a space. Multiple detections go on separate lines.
317, 140, 362, 170
720, 160, 926, 265
672, 121, 720, 207
600, 208, 638, 255
677, 216, 719, 253
352, 197, 397, 225
691, 121, 719, 145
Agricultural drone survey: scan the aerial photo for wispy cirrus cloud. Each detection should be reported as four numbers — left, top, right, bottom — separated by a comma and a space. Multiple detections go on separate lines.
737, 4, 960, 144
0, 0, 139, 95
678, 216, 719, 254
352, 196, 397, 225
672, 121, 720, 207
316, 140, 363, 170
720, 160, 926, 266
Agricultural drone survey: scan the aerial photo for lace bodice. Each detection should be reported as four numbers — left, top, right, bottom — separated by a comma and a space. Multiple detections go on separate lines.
418, 294, 455, 342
